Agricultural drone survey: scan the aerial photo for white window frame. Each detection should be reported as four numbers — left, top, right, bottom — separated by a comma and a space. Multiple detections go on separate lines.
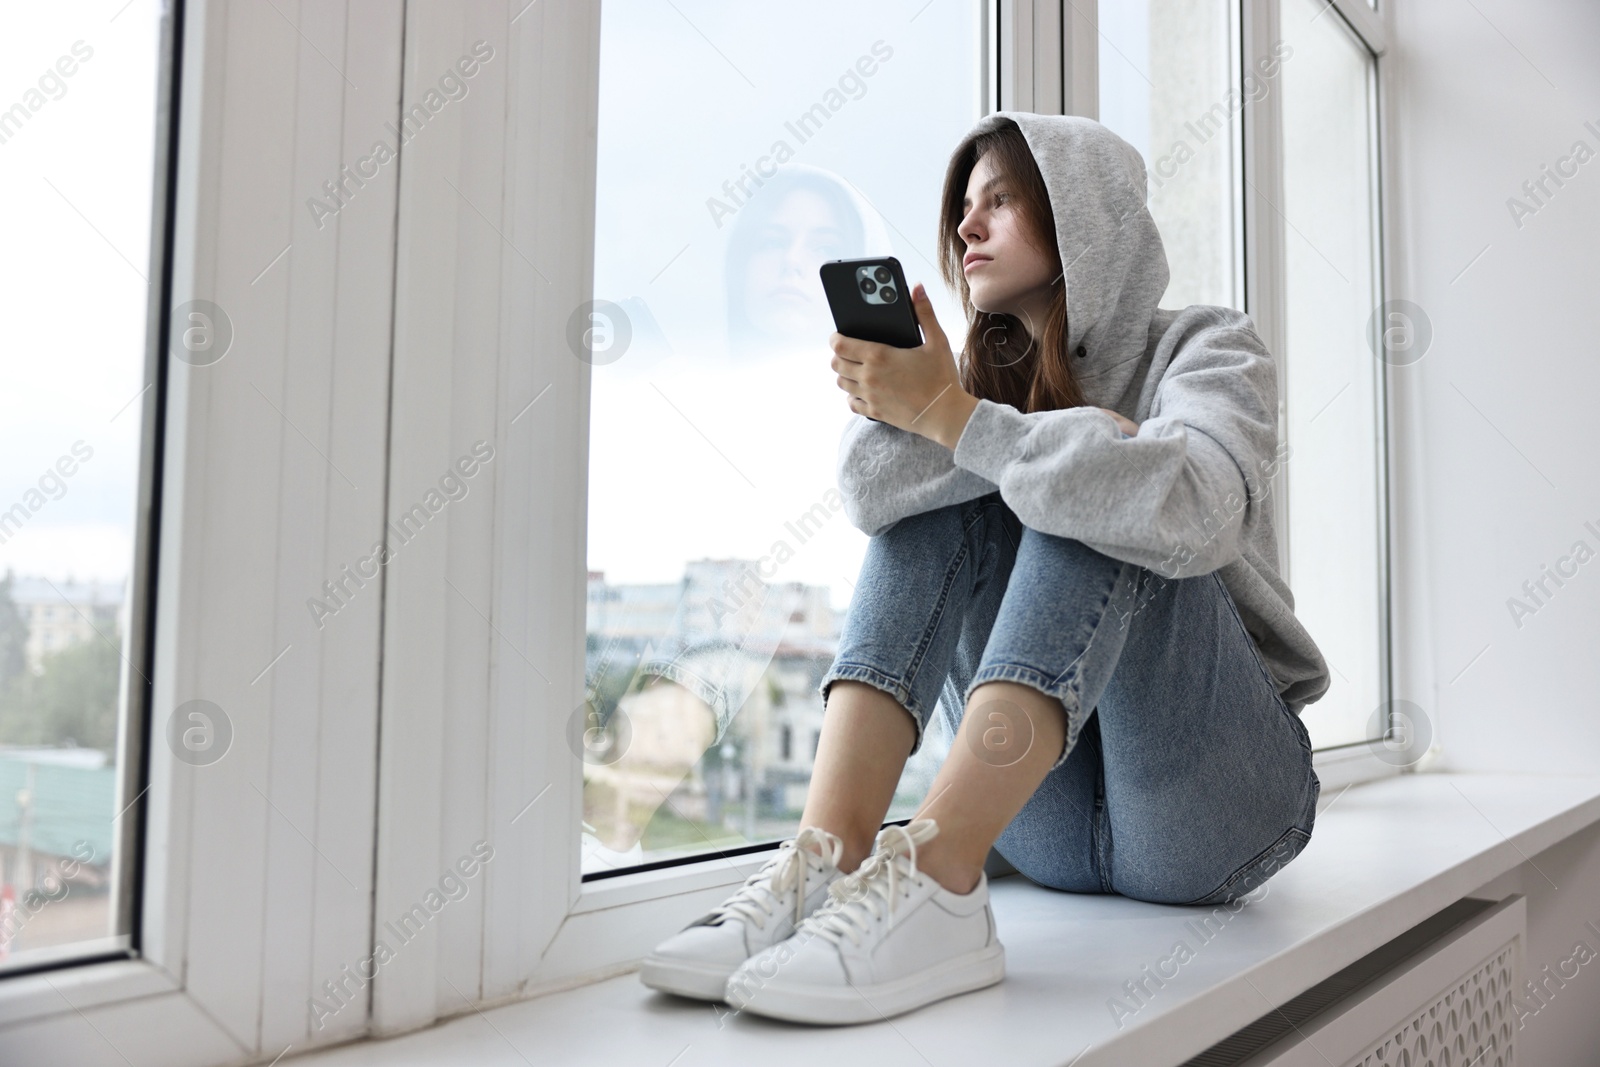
1003, 0, 1406, 794
0, 0, 1420, 1058
0, 0, 407, 1058
1236, 0, 1409, 791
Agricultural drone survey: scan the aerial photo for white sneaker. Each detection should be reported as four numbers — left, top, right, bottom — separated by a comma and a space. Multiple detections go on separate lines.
640, 825, 850, 1001
724, 817, 1005, 1025
582, 821, 643, 872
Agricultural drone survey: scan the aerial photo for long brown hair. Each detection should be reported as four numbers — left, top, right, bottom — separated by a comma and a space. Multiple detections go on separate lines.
938, 118, 1087, 413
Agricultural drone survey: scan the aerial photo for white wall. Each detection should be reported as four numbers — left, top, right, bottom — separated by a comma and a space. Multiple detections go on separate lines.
1388, 0, 1600, 772
1471, 820, 1600, 1062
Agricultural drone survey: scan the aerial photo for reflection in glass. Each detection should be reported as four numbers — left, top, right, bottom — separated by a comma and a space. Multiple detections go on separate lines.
726, 165, 869, 360
584, 1, 985, 873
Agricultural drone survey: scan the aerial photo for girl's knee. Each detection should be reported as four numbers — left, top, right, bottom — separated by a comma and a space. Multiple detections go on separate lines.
1114, 825, 1312, 906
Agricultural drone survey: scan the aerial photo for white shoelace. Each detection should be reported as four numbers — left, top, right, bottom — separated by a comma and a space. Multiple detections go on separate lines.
801, 819, 940, 949
706, 825, 845, 930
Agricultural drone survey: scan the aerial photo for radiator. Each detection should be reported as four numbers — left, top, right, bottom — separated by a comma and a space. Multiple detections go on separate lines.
1182, 894, 1525, 1067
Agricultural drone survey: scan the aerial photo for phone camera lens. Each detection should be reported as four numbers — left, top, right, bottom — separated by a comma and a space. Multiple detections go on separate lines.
880, 286, 898, 303
859, 276, 877, 295
874, 266, 892, 284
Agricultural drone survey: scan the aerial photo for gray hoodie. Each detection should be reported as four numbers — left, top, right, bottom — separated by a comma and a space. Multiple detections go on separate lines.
836, 112, 1331, 712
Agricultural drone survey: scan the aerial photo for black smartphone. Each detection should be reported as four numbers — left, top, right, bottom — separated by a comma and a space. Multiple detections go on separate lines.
819, 256, 923, 348
820, 257, 923, 424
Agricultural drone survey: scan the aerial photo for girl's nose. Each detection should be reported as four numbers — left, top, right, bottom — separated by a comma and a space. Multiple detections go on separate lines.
785, 239, 813, 272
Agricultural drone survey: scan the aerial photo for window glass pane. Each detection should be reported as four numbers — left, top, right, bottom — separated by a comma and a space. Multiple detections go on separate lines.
1098, 0, 1240, 309
1279, 0, 1384, 749
0, 2, 164, 970
585, 0, 986, 873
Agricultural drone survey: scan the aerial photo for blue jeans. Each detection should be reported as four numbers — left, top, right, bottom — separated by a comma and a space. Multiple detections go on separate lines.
817, 491, 1320, 906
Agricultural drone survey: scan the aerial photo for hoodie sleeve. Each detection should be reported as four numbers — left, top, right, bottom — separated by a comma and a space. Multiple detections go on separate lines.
837, 413, 999, 537
949, 308, 1282, 578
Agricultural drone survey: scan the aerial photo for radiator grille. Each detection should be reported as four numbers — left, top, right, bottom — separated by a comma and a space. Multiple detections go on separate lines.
1180, 897, 1513, 1066
1351, 943, 1514, 1067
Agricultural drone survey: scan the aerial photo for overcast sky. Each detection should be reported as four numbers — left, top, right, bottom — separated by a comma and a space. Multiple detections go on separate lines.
0, 0, 161, 587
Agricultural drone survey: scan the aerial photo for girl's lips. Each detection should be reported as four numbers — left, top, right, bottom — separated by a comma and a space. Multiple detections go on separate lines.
964, 257, 992, 272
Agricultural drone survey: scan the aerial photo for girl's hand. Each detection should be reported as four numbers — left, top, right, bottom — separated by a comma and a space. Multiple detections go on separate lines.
1098, 408, 1139, 436
829, 282, 978, 449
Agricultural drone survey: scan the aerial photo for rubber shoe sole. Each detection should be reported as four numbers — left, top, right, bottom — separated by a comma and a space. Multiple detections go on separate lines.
639, 953, 741, 1001
727, 942, 1005, 1025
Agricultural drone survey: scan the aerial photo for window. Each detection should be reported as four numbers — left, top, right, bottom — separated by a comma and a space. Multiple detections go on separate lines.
0, 1, 1406, 1047
583, 0, 988, 874
1278, 0, 1386, 749
0, 1, 165, 975
1099, 0, 1388, 756
1097, 0, 1243, 309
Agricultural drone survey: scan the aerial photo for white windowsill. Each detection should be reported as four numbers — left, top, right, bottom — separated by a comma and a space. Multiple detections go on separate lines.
282, 771, 1600, 1067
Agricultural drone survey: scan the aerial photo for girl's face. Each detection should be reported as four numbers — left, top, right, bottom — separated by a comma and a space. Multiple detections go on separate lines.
741, 188, 848, 342
957, 152, 1058, 329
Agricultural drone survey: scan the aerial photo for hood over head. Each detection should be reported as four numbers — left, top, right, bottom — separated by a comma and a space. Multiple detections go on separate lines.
966, 111, 1171, 410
